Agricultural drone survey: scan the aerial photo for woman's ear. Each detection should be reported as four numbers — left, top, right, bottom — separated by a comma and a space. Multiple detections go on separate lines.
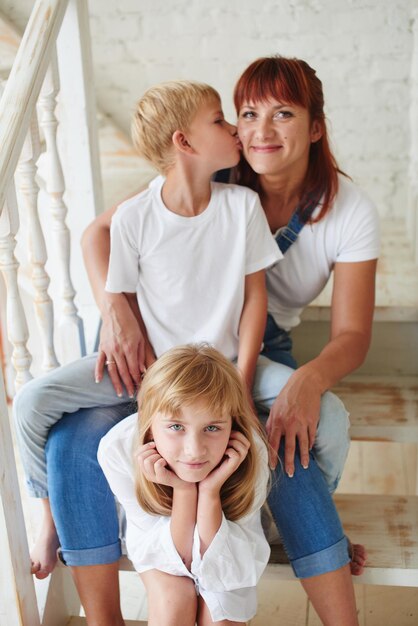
172, 130, 194, 154
310, 119, 323, 144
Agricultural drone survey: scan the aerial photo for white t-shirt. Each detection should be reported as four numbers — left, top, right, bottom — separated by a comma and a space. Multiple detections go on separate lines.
97, 414, 271, 623
267, 175, 381, 330
106, 176, 281, 360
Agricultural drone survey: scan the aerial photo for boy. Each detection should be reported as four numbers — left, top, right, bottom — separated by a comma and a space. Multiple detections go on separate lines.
105, 80, 281, 392
20, 80, 281, 578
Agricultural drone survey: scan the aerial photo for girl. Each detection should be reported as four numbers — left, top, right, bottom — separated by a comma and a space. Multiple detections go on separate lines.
97, 343, 271, 626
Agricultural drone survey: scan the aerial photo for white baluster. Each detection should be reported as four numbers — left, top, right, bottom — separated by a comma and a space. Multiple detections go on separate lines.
38, 55, 86, 362
16, 114, 60, 372
0, 184, 32, 390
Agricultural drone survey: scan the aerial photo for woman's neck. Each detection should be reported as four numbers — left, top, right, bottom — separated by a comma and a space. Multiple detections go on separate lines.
258, 172, 305, 231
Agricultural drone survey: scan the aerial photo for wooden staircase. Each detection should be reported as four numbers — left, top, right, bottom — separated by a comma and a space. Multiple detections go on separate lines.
0, 4, 417, 625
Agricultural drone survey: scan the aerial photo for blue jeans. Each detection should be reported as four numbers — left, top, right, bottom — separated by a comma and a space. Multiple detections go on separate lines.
14, 346, 350, 576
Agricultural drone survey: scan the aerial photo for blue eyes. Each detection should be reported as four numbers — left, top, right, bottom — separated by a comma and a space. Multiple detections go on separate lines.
168, 424, 219, 432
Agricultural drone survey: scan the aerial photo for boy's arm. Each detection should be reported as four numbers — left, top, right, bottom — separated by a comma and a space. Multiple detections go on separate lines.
237, 270, 267, 395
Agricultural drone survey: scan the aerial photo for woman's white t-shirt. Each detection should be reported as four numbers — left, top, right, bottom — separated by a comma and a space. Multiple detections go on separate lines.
267, 174, 380, 330
97, 414, 271, 623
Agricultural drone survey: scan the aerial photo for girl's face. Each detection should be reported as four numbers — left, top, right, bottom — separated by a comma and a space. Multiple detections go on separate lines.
150, 401, 232, 483
237, 98, 322, 178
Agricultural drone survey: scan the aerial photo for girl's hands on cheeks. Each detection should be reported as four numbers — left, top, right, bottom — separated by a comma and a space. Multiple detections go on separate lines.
137, 442, 193, 492
199, 431, 250, 495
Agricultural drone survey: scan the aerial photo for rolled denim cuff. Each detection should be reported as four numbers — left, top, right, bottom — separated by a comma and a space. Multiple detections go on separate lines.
25, 478, 49, 499
291, 536, 350, 579
59, 539, 122, 567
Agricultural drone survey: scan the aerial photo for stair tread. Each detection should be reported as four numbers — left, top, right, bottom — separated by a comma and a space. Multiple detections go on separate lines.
121, 494, 418, 586
333, 376, 418, 441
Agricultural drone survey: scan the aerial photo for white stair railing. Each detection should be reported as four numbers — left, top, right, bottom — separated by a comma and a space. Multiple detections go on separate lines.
0, 183, 33, 390
38, 56, 86, 361
16, 113, 60, 373
0, 0, 103, 623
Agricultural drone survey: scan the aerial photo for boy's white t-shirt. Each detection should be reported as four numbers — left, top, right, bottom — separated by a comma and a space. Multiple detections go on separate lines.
97, 413, 271, 623
267, 174, 381, 330
106, 176, 281, 359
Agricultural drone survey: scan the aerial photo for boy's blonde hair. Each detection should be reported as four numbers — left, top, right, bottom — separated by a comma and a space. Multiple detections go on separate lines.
134, 344, 265, 521
131, 80, 220, 174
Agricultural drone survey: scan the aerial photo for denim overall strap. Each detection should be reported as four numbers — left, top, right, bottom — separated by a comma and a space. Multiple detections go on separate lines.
275, 191, 322, 254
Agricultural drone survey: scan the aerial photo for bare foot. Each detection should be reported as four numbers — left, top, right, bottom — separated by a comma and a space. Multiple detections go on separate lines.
348, 540, 367, 576
30, 524, 60, 579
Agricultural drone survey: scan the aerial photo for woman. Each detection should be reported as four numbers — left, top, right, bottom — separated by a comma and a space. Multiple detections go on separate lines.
16, 56, 379, 626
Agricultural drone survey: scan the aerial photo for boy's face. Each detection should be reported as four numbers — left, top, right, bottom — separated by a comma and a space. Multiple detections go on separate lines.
186, 97, 241, 172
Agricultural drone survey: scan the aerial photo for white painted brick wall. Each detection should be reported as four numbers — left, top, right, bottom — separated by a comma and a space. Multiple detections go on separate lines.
1, 0, 416, 218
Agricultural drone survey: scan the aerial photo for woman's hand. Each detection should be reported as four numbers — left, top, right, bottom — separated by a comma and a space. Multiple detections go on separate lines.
137, 442, 193, 491
95, 293, 146, 397
199, 431, 250, 495
266, 368, 321, 475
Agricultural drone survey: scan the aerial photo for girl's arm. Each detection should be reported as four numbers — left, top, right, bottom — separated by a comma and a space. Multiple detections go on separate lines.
171, 485, 198, 570
237, 270, 267, 394
197, 431, 250, 556
266, 259, 377, 474
138, 442, 197, 569
193, 434, 271, 590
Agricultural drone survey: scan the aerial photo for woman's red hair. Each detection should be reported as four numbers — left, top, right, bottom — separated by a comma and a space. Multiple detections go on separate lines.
233, 56, 346, 221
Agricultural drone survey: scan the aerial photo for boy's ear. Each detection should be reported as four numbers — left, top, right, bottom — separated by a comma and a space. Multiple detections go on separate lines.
172, 130, 195, 154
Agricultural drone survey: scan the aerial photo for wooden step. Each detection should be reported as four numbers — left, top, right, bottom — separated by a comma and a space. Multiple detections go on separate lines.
120, 494, 418, 588
333, 376, 418, 442
267, 494, 418, 587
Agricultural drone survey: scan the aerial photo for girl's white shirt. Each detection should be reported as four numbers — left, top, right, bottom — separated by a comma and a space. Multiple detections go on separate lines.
98, 413, 271, 623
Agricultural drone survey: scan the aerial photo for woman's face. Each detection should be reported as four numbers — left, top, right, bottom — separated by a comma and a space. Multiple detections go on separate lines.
237, 98, 322, 178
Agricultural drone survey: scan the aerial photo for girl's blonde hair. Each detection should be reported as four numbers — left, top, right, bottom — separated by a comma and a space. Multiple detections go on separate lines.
134, 344, 264, 521
131, 80, 220, 174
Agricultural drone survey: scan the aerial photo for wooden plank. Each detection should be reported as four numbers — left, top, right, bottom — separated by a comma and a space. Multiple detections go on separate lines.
264, 495, 418, 587
334, 377, 418, 442
0, 0, 70, 211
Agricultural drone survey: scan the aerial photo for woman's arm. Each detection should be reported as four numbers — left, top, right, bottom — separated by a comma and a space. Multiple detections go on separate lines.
237, 270, 267, 394
266, 259, 377, 474
81, 188, 149, 396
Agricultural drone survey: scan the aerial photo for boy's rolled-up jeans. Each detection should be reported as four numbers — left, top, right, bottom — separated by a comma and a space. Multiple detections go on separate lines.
13, 352, 350, 575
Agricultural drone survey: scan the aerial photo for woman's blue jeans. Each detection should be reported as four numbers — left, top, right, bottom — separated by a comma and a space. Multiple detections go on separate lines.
15, 324, 350, 577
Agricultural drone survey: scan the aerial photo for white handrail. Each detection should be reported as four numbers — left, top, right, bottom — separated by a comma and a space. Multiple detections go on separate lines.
0, 0, 69, 211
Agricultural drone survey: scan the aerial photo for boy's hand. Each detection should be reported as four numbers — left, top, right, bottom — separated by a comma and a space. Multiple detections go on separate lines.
137, 442, 193, 492
199, 431, 250, 495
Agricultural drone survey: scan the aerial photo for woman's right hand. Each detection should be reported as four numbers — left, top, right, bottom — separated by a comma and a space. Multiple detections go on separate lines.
95, 293, 147, 397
